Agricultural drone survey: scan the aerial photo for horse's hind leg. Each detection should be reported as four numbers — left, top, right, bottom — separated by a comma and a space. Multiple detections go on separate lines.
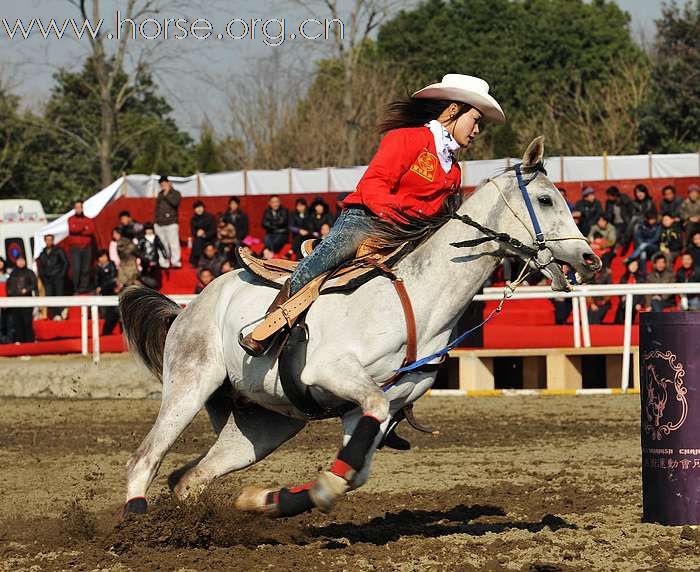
173, 401, 306, 500
124, 334, 226, 514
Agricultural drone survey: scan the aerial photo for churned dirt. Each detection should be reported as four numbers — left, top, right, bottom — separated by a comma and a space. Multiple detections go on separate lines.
1, 395, 700, 571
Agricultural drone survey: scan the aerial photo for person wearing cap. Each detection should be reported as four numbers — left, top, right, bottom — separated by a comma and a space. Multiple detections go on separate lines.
573, 187, 603, 237
680, 184, 700, 243
240, 73, 505, 356
154, 175, 182, 268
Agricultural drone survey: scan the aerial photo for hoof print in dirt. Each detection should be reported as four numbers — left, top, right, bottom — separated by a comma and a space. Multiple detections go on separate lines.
123, 497, 148, 516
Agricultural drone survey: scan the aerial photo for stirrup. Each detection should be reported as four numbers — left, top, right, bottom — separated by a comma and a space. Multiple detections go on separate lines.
238, 331, 269, 357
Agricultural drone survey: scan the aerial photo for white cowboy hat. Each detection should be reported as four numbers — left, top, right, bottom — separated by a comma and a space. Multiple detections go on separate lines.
412, 74, 506, 124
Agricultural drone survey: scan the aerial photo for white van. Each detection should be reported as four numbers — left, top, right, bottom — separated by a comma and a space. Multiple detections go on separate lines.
0, 199, 48, 267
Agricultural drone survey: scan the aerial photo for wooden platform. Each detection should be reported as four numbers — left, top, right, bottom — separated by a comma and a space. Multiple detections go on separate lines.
446, 346, 640, 392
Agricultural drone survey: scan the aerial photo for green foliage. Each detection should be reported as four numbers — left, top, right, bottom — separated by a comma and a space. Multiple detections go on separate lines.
639, 0, 700, 152
193, 124, 225, 173
376, 0, 644, 157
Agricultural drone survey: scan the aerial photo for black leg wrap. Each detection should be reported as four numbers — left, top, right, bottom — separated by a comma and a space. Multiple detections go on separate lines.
337, 415, 381, 472
276, 488, 315, 517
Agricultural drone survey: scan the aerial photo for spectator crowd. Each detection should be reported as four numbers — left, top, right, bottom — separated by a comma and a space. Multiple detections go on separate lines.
0, 179, 698, 345
548, 183, 700, 325
0, 176, 345, 344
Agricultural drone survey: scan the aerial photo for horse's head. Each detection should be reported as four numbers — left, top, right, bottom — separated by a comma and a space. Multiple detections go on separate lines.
472, 136, 601, 290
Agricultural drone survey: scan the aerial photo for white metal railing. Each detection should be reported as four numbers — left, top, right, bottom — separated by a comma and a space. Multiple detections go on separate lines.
0, 284, 698, 390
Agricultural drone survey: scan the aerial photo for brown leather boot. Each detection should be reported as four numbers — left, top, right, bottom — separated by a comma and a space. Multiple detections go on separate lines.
239, 279, 292, 357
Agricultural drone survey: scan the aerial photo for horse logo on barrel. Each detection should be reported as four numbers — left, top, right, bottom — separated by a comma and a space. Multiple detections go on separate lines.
643, 350, 688, 441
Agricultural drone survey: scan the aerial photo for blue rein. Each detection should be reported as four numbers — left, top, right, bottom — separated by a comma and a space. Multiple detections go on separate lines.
392, 163, 546, 377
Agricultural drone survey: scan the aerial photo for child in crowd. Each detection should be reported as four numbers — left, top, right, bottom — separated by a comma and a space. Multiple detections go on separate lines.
109, 228, 122, 268
658, 213, 683, 264
615, 258, 645, 324
195, 268, 214, 294
137, 223, 167, 290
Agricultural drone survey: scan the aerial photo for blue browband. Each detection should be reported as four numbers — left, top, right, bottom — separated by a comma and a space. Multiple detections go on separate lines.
514, 163, 546, 250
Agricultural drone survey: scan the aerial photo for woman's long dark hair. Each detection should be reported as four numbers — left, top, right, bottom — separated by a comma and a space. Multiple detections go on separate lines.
378, 96, 472, 134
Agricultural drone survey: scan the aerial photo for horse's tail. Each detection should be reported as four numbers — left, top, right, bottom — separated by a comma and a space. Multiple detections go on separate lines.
119, 286, 182, 382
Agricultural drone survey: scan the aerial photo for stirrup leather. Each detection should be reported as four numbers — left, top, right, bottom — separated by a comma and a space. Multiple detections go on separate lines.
247, 274, 327, 343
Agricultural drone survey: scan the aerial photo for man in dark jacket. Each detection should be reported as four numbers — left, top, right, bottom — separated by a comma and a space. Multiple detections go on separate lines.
67, 199, 96, 293
659, 185, 683, 222
189, 201, 217, 266
574, 187, 603, 237
6, 256, 38, 343
289, 198, 312, 259
154, 175, 182, 268
604, 186, 634, 250
37, 234, 68, 319
222, 196, 249, 242
94, 249, 120, 335
645, 253, 676, 312
262, 195, 289, 253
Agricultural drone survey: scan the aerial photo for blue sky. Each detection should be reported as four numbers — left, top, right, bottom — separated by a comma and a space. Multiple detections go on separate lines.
0, 0, 666, 135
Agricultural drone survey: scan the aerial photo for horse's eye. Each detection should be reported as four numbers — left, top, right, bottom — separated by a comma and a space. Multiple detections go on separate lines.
538, 196, 553, 206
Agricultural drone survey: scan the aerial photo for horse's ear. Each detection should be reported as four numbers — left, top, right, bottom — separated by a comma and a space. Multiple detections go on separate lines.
522, 136, 545, 167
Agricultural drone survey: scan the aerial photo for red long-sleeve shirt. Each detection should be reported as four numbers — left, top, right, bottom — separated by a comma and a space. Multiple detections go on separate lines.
67, 214, 96, 248
344, 126, 462, 222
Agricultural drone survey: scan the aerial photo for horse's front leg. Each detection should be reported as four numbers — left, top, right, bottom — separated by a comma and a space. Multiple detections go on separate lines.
236, 352, 389, 517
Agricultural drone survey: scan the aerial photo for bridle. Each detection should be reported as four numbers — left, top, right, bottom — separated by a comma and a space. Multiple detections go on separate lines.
394, 163, 594, 376
450, 163, 590, 270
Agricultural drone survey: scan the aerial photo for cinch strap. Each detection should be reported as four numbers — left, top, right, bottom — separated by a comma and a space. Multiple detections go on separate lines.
514, 164, 545, 249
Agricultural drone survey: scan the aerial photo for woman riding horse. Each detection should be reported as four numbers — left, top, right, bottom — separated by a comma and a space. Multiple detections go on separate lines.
240, 73, 506, 356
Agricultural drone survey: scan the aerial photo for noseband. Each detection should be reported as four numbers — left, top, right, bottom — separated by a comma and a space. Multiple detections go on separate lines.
450, 163, 589, 269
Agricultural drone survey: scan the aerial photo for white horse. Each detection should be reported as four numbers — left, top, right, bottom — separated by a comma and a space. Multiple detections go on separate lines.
120, 137, 601, 517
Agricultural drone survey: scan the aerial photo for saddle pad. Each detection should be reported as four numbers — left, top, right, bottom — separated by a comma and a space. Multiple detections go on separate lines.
235, 242, 410, 293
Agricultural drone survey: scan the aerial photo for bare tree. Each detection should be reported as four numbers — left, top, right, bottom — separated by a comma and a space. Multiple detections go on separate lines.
288, 0, 406, 165
227, 54, 403, 170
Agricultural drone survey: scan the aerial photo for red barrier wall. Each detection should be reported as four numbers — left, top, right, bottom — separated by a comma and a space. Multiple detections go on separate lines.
91, 177, 700, 249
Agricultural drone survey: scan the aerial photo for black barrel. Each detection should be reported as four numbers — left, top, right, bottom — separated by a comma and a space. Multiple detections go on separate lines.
640, 312, 700, 525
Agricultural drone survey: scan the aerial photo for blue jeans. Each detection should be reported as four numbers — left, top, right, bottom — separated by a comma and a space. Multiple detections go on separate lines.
628, 242, 657, 264
289, 206, 380, 295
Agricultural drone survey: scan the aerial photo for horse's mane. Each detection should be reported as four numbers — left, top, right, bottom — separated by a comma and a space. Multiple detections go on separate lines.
369, 192, 463, 250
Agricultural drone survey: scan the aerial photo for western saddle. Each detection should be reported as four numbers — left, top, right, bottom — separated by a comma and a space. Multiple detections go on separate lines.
235, 238, 440, 446
236, 238, 414, 360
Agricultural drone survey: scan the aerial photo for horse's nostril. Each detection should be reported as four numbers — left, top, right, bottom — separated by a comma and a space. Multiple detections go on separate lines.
582, 252, 600, 269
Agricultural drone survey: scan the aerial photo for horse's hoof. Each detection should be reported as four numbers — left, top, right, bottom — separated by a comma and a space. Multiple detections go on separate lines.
309, 471, 348, 514
235, 486, 276, 514
123, 497, 148, 516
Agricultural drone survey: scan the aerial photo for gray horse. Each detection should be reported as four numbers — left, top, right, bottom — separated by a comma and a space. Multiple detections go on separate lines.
120, 137, 601, 517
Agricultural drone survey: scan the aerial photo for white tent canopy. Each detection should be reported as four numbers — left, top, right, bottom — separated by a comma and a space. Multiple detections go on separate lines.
33, 152, 700, 258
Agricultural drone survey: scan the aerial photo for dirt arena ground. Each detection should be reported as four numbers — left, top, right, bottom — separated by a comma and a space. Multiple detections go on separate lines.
2, 394, 700, 571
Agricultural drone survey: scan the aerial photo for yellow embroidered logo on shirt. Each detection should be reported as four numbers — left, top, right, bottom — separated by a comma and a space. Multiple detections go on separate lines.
410, 150, 437, 182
